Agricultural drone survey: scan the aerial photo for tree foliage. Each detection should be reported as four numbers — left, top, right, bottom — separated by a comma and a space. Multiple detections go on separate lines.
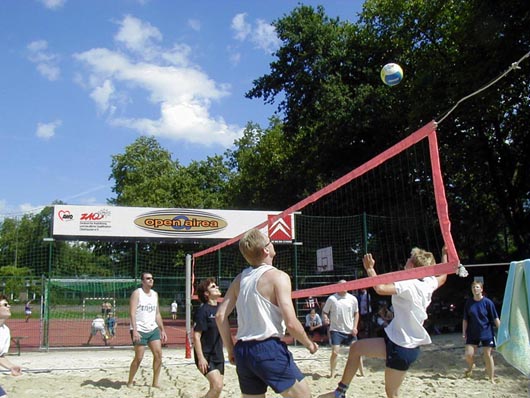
109, 136, 178, 207
244, 1, 530, 260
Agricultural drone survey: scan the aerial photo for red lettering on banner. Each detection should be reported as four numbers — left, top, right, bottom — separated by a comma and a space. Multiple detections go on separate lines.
80, 212, 105, 221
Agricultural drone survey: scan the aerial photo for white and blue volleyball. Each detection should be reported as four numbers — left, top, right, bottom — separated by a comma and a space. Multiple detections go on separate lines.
380, 63, 403, 86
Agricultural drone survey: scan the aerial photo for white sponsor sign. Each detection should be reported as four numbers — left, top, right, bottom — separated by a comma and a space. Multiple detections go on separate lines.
53, 205, 279, 240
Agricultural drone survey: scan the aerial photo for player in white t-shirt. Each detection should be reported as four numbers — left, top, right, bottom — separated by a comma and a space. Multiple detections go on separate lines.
320, 247, 448, 398
322, 281, 363, 377
86, 314, 108, 345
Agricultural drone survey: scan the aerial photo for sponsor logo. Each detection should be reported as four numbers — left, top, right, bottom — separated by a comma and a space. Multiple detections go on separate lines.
268, 214, 294, 241
58, 208, 112, 222
80, 209, 111, 221
134, 210, 227, 236
58, 210, 74, 221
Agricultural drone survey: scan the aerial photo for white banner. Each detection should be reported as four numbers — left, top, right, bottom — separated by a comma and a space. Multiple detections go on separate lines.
53, 205, 279, 240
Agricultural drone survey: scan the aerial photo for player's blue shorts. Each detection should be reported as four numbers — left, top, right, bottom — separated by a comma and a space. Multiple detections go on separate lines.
384, 333, 420, 371
0, 385, 6, 397
234, 337, 304, 395
330, 330, 357, 346
130, 328, 161, 346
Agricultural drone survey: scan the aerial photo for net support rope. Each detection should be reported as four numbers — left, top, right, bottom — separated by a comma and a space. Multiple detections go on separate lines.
435, 50, 530, 124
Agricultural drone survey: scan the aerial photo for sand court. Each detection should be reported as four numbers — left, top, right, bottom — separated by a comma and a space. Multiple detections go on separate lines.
1, 334, 528, 398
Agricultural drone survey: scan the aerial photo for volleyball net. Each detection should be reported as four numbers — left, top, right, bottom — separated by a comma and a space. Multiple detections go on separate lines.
192, 121, 460, 303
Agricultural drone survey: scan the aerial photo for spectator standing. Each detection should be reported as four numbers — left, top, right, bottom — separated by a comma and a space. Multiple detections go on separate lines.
106, 312, 117, 339
24, 300, 32, 323
322, 280, 363, 378
171, 300, 178, 320
462, 281, 501, 382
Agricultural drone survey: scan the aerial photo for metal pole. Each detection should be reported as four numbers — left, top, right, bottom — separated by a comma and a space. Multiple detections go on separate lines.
185, 254, 192, 359
43, 276, 49, 350
134, 242, 139, 279
43, 238, 54, 277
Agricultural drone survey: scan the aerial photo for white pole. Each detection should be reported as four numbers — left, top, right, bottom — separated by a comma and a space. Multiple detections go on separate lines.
185, 254, 192, 358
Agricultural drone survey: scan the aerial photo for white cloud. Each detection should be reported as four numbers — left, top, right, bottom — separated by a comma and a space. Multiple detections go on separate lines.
231, 13, 281, 54
112, 100, 240, 147
161, 43, 192, 67
188, 19, 201, 31
36, 120, 62, 140
90, 80, 115, 114
231, 13, 251, 41
74, 15, 242, 148
38, 0, 66, 10
254, 19, 281, 53
114, 15, 162, 60
36, 63, 60, 81
27, 40, 61, 81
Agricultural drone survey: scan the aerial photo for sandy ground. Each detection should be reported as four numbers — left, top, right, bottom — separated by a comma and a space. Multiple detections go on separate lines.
1, 334, 528, 397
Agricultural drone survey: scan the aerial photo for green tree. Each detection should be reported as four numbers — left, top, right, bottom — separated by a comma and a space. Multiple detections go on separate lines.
0, 266, 34, 300
359, 0, 530, 259
109, 136, 178, 207
245, 1, 530, 260
247, 5, 409, 204
173, 155, 232, 209
109, 135, 232, 210
225, 119, 296, 209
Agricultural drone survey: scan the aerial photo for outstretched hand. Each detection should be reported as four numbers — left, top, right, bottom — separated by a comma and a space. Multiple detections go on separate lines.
363, 253, 375, 270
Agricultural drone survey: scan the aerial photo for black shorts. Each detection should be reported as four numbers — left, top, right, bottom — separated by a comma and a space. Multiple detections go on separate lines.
466, 337, 496, 347
194, 354, 225, 375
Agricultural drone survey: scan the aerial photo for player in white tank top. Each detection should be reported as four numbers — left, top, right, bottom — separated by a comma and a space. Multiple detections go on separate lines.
127, 273, 167, 389
216, 229, 318, 397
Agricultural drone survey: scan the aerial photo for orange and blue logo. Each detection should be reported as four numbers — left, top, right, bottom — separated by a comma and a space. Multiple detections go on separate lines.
134, 210, 227, 236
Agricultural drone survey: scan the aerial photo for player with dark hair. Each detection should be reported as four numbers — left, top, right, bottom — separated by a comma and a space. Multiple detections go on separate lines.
462, 280, 501, 382
193, 277, 224, 398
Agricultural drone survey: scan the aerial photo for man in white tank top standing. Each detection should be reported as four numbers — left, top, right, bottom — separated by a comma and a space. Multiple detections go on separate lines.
216, 228, 318, 398
127, 272, 167, 388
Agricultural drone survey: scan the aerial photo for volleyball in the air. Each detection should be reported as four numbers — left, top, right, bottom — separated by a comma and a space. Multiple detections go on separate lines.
380, 63, 403, 86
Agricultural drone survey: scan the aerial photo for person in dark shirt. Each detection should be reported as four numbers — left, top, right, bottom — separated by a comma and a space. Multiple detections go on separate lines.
193, 277, 224, 398
462, 281, 501, 383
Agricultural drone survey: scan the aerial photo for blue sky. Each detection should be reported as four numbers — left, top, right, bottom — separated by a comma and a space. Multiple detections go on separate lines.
0, 0, 362, 217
